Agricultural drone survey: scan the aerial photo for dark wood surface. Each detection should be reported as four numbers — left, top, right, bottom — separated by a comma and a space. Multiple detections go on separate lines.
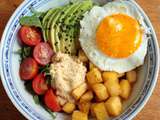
0, 0, 160, 120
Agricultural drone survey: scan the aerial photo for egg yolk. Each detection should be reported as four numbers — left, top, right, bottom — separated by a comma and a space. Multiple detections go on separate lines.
96, 14, 142, 58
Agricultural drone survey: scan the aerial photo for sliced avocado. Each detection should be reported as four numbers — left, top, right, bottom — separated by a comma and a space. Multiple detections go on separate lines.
42, 9, 57, 41
47, 0, 93, 54
45, 8, 61, 41
60, 0, 93, 55
48, 10, 62, 52
49, 5, 71, 52
50, 6, 69, 52
57, 2, 82, 53
70, 0, 93, 55
50, 2, 80, 52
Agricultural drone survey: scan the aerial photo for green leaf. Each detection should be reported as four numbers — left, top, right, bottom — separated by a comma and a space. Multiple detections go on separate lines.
24, 81, 35, 95
19, 16, 42, 28
33, 95, 40, 105
15, 46, 32, 61
39, 64, 52, 85
39, 64, 50, 74
45, 75, 52, 86
46, 108, 56, 119
19, 6, 46, 27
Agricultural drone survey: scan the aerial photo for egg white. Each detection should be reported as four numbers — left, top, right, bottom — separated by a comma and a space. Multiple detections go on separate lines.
79, 0, 149, 73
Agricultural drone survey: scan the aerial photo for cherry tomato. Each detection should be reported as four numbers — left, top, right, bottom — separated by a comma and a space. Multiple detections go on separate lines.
44, 89, 61, 112
32, 73, 48, 95
20, 57, 38, 80
19, 26, 42, 46
33, 42, 54, 66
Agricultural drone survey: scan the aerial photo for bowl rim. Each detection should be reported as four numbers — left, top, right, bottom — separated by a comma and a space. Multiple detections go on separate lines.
124, 1, 159, 119
0, 0, 159, 120
0, 1, 49, 120
0, 0, 40, 119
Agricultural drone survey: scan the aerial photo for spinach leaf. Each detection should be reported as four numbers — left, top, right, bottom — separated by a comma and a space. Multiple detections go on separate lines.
24, 81, 35, 95
45, 107, 56, 119
19, 7, 46, 28
19, 16, 42, 28
16, 46, 32, 61
39, 64, 52, 85
39, 64, 50, 74
33, 95, 40, 105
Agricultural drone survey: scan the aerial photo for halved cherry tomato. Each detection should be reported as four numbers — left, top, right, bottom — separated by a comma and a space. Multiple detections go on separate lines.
32, 73, 48, 95
19, 26, 42, 46
33, 42, 54, 66
20, 57, 38, 80
44, 89, 61, 112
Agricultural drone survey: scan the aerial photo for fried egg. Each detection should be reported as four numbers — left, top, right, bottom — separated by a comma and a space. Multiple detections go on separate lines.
79, 0, 149, 73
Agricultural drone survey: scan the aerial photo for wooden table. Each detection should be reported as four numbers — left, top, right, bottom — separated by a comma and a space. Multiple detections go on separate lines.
0, 0, 159, 120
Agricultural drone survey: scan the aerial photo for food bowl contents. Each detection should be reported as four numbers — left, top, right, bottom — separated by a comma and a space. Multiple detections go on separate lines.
42, 0, 93, 55
50, 52, 87, 105
17, 0, 148, 120
79, 0, 149, 73
44, 89, 61, 112
19, 57, 38, 80
33, 42, 54, 65
70, 60, 136, 120
19, 26, 42, 46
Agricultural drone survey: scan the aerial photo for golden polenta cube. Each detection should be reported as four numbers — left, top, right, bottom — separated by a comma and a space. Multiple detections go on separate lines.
102, 71, 118, 82
62, 102, 76, 114
72, 111, 88, 120
93, 102, 109, 120
104, 81, 121, 96
105, 96, 122, 116
72, 83, 88, 100
78, 102, 91, 114
79, 91, 93, 103
120, 79, 131, 99
86, 68, 103, 86
92, 83, 109, 101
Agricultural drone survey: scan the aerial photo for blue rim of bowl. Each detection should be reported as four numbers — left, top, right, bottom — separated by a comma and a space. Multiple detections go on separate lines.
0, 0, 159, 120
0, 1, 52, 120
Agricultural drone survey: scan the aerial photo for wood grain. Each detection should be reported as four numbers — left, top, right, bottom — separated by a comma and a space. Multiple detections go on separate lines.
0, 0, 159, 120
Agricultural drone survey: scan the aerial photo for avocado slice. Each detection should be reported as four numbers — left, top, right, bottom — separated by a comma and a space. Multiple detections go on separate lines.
42, 8, 57, 41
49, 5, 70, 52
50, 2, 80, 52
48, 5, 72, 52
42, 5, 69, 45
47, 0, 93, 54
60, 0, 93, 55
48, 9, 63, 52
45, 8, 61, 42
57, 3, 82, 53
70, 0, 93, 55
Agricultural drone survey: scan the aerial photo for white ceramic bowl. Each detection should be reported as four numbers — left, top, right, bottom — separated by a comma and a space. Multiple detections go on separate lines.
0, 0, 159, 120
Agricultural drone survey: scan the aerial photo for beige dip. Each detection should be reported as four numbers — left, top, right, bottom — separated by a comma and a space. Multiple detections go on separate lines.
50, 52, 87, 105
